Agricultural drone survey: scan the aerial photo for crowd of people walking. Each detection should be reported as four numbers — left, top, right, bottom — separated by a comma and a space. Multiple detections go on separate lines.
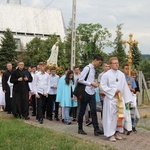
0, 54, 140, 142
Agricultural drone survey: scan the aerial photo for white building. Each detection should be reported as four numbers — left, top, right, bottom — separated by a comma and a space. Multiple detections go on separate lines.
0, 1, 66, 51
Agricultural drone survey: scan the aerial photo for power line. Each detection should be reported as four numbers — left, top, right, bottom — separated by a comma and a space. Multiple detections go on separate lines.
17, 0, 55, 32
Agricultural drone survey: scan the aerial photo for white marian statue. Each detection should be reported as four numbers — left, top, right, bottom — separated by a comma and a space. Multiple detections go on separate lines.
47, 42, 59, 66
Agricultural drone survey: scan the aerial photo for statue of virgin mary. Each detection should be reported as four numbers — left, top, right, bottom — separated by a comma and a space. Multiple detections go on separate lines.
47, 42, 59, 66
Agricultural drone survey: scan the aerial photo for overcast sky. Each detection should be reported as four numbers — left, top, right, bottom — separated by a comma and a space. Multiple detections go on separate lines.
1, 0, 150, 54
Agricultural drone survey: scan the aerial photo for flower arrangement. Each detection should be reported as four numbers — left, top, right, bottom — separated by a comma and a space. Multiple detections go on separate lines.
46, 64, 64, 76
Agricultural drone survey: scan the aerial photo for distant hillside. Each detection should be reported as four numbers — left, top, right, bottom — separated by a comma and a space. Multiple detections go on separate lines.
142, 54, 150, 60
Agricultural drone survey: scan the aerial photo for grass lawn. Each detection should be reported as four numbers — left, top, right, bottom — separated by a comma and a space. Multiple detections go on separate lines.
0, 113, 113, 150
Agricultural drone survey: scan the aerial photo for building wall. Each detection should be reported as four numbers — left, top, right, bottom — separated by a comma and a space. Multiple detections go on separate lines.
0, 3, 66, 50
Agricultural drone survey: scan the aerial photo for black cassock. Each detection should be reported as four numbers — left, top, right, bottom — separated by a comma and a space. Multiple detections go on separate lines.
2, 70, 13, 113
10, 68, 32, 118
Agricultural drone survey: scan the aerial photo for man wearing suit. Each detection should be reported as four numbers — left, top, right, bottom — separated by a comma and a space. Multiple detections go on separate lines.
2, 63, 13, 113
10, 61, 32, 119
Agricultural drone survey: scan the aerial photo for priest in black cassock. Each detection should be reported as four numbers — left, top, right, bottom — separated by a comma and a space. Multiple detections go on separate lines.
10, 61, 32, 120
2, 63, 13, 113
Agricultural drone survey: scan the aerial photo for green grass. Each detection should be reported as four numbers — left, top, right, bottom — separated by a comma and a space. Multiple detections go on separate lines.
137, 125, 150, 131
0, 113, 113, 150
137, 117, 150, 131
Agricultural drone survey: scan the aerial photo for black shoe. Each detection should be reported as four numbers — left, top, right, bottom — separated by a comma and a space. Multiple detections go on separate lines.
25, 116, 30, 120
55, 118, 60, 121
14, 114, 22, 119
39, 118, 43, 124
94, 129, 104, 136
78, 129, 87, 135
67, 122, 72, 125
126, 131, 132, 135
86, 121, 92, 126
14, 115, 19, 118
72, 118, 76, 122
47, 117, 52, 121
132, 127, 137, 132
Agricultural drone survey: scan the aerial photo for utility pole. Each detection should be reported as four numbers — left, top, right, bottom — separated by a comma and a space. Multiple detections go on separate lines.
123, 34, 138, 76
71, 0, 76, 70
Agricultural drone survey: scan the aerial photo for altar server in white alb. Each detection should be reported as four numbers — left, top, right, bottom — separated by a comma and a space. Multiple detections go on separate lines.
100, 57, 133, 142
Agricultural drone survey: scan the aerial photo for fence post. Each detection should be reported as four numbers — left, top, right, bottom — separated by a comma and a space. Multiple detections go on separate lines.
138, 71, 142, 105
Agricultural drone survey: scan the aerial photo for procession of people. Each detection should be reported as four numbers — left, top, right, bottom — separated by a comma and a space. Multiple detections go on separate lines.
0, 50, 140, 142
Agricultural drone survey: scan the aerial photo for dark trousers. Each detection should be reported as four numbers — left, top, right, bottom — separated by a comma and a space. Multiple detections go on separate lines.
78, 92, 99, 131
77, 99, 81, 120
12, 90, 29, 118
72, 107, 77, 119
5, 90, 12, 113
36, 93, 46, 120
47, 94, 59, 119
100, 100, 103, 119
31, 94, 36, 115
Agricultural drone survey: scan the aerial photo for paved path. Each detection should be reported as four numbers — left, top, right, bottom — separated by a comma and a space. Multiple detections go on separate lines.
26, 106, 150, 150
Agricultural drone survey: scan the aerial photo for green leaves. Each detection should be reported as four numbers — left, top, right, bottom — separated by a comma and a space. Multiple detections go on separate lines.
132, 43, 142, 69
22, 35, 67, 68
0, 28, 17, 69
76, 23, 112, 68
110, 24, 127, 67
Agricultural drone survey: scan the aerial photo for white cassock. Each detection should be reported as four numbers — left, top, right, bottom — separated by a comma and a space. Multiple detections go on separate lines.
100, 69, 132, 137
47, 43, 59, 66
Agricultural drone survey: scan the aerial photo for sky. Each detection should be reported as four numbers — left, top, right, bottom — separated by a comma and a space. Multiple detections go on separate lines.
1, 0, 150, 54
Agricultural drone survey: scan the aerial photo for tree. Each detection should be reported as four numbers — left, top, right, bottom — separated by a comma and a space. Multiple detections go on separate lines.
0, 28, 17, 69
132, 43, 142, 69
22, 37, 46, 67
110, 24, 127, 66
139, 60, 150, 81
22, 35, 65, 68
76, 23, 111, 68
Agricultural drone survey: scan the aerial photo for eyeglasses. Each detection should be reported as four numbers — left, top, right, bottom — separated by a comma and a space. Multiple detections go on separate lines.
111, 62, 119, 65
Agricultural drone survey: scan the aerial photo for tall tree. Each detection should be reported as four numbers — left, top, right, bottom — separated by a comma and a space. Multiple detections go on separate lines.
132, 43, 142, 69
76, 23, 111, 68
111, 24, 127, 66
22, 37, 46, 67
0, 28, 17, 69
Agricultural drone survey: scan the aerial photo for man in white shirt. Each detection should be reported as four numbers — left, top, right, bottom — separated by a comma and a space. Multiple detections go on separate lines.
33, 62, 50, 124
47, 67, 59, 121
100, 57, 133, 142
98, 62, 110, 118
78, 54, 104, 136
29, 66, 37, 116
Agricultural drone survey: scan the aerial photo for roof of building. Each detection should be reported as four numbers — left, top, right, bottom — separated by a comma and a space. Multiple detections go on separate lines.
0, 3, 66, 40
